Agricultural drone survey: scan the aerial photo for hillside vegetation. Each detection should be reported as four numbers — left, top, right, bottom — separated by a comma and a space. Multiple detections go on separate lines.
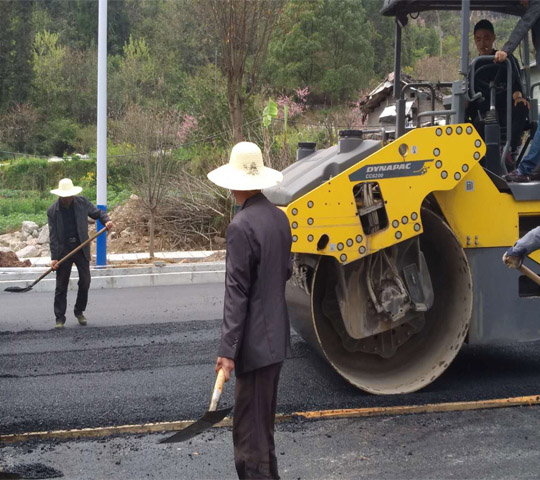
0, 1, 523, 246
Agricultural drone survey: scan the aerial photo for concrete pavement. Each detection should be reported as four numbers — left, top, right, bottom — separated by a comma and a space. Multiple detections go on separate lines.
0, 250, 226, 292
0, 283, 225, 331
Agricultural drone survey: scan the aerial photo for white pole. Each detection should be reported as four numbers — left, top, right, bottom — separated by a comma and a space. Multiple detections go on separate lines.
96, 0, 108, 267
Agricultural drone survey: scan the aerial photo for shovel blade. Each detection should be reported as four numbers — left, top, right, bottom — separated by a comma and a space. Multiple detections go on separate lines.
160, 407, 232, 444
4, 285, 33, 293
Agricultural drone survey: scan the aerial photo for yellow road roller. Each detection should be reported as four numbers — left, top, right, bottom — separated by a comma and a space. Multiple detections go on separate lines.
265, 0, 540, 394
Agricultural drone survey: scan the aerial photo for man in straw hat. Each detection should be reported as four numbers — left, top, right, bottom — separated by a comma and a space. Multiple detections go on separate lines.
48, 178, 113, 329
208, 142, 292, 479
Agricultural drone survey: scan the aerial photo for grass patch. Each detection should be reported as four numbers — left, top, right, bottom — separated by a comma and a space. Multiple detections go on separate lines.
0, 190, 50, 234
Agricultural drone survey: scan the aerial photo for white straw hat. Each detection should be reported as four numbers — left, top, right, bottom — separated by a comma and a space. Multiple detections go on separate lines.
50, 178, 83, 197
207, 142, 283, 191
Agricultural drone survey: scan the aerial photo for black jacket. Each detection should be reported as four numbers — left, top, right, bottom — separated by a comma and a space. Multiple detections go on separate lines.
47, 196, 110, 262
469, 49, 523, 116
218, 193, 293, 375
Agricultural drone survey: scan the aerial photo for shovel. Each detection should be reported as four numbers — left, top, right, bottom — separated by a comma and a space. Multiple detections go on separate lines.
4, 227, 107, 293
160, 369, 232, 444
520, 264, 540, 287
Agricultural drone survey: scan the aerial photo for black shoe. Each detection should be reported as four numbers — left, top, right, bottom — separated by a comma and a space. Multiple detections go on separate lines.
504, 170, 530, 183
529, 171, 540, 181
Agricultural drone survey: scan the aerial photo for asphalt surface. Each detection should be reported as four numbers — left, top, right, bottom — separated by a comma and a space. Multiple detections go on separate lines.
1, 407, 540, 479
1, 284, 540, 479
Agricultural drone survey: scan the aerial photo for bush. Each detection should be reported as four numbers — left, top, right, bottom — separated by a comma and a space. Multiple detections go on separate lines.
0, 156, 95, 191
0, 155, 132, 193
36, 117, 82, 156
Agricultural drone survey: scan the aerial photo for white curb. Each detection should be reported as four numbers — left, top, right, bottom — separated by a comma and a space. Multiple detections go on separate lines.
0, 262, 225, 292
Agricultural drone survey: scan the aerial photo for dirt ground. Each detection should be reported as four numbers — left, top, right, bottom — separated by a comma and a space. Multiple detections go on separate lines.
90, 195, 223, 255
0, 251, 31, 267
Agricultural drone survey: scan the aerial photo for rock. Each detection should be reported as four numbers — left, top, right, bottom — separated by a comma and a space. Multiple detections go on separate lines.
26, 238, 38, 246
21, 221, 39, 235
16, 245, 39, 258
0, 234, 11, 247
32, 229, 39, 238
9, 241, 23, 252
130, 194, 139, 200
120, 227, 135, 239
213, 236, 226, 246
37, 225, 50, 245
21, 231, 30, 242
0, 246, 12, 253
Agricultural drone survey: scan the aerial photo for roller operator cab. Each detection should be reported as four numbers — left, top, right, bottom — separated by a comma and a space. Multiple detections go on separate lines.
264, 0, 540, 394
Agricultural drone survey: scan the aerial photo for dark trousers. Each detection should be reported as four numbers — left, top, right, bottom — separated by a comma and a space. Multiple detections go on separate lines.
233, 362, 283, 480
54, 249, 91, 323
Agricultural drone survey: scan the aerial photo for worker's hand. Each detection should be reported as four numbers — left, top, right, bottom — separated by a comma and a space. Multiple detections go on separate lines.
215, 357, 235, 382
514, 96, 530, 108
502, 252, 522, 269
51, 260, 59, 271
494, 50, 507, 63
105, 221, 114, 231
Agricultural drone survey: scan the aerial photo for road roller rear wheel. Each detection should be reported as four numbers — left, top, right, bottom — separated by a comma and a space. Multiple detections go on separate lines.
309, 208, 472, 394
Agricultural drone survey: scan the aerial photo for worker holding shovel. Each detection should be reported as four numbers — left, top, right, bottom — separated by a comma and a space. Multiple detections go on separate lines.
503, 226, 540, 287
48, 178, 113, 329
207, 142, 292, 479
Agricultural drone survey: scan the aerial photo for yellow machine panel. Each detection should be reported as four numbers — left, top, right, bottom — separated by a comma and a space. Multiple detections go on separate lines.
285, 124, 486, 264
435, 164, 540, 263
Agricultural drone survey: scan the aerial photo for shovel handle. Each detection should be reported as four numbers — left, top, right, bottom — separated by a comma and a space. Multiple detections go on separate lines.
209, 369, 226, 412
28, 227, 107, 289
56, 226, 108, 268
520, 264, 540, 287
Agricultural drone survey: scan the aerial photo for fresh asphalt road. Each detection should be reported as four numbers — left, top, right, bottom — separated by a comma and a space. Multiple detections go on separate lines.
1, 284, 540, 478
1, 407, 539, 479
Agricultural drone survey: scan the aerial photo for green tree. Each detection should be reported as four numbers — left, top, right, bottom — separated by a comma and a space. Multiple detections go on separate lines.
364, 0, 395, 79
197, 0, 286, 143
115, 36, 159, 108
0, 1, 35, 110
267, 0, 375, 103
39, 0, 130, 54
31, 30, 69, 116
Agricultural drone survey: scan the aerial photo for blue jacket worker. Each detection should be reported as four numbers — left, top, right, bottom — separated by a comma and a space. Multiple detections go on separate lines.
502, 226, 540, 268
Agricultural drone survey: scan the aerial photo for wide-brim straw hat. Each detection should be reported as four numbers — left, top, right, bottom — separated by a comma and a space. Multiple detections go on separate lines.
50, 178, 83, 197
207, 142, 283, 191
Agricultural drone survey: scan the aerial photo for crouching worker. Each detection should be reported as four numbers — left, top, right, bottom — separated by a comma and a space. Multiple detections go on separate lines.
502, 226, 540, 268
48, 178, 114, 328
207, 142, 292, 479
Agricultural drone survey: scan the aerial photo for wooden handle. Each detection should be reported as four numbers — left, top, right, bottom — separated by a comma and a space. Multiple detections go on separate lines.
56, 226, 108, 268
209, 369, 226, 412
28, 227, 108, 289
520, 264, 540, 287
